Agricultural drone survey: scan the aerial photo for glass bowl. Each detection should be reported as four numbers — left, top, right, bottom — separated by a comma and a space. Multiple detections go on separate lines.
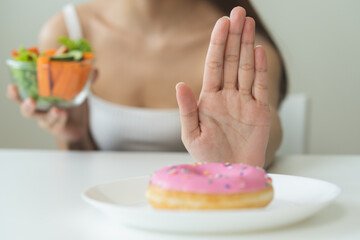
6, 59, 94, 110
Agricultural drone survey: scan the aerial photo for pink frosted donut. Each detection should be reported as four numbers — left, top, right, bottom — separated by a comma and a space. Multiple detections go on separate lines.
146, 162, 273, 210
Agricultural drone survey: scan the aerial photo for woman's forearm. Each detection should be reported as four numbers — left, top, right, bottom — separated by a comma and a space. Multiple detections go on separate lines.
57, 130, 97, 150
264, 106, 283, 169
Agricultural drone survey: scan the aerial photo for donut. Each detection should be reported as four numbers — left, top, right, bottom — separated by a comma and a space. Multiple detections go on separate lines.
146, 162, 273, 210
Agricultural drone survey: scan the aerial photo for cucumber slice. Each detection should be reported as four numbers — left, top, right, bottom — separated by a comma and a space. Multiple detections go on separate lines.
68, 50, 83, 61
50, 50, 83, 61
51, 50, 83, 61
51, 53, 74, 61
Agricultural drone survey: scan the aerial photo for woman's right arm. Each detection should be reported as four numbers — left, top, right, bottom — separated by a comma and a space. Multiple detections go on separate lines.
7, 13, 97, 150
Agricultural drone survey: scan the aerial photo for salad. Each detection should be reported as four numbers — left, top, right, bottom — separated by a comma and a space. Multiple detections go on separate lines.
7, 37, 94, 109
9, 47, 38, 99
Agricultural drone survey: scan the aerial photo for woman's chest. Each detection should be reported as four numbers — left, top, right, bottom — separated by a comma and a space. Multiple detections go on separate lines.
87, 25, 213, 107
89, 31, 209, 108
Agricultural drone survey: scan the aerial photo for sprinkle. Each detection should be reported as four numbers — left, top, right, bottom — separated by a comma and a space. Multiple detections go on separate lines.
241, 166, 248, 170
167, 168, 178, 175
223, 162, 232, 168
239, 172, 244, 176
203, 171, 210, 176
239, 181, 245, 188
184, 175, 189, 179
225, 184, 231, 189
208, 179, 213, 184
215, 173, 223, 178
166, 166, 177, 173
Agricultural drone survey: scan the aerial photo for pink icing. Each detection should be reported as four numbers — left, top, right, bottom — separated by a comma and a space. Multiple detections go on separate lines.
149, 162, 272, 194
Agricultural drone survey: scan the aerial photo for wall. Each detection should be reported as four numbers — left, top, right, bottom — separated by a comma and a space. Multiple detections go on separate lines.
251, 0, 360, 154
1, 0, 359, 153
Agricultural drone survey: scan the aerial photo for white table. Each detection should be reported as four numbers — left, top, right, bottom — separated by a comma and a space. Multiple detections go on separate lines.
0, 150, 359, 239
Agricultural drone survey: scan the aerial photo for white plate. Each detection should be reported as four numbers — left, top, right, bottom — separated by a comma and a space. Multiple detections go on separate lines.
82, 174, 340, 233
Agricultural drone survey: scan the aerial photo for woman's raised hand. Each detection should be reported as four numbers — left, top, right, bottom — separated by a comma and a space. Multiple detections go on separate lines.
176, 7, 271, 167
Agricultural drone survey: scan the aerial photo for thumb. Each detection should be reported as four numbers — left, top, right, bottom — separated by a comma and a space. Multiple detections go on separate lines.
90, 68, 99, 84
176, 82, 200, 142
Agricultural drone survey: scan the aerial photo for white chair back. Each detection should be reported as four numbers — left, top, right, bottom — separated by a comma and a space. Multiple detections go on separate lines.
277, 94, 309, 155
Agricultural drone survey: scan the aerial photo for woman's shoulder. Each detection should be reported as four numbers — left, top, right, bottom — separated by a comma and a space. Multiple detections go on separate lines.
255, 32, 284, 106
38, 1, 96, 51
255, 32, 282, 73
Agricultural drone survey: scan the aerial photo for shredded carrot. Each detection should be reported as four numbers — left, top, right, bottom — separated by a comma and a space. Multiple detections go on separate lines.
37, 56, 51, 97
12, 50, 18, 57
77, 62, 92, 93
51, 62, 74, 100
27, 46, 39, 56
62, 63, 81, 100
49, 61, 64, 88
43, 49, 57, 57
50, 61, 92, 101
83, 52, 94, 60
35, 55, 94, 101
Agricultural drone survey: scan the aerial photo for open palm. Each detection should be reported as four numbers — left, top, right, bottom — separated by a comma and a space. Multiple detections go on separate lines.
176, 7, 270, 167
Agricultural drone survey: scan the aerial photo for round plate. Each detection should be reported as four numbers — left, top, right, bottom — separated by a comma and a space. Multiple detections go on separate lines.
82, 174, 340, 233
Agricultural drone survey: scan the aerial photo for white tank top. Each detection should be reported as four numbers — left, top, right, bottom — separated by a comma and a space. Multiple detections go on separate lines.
62, 4, 185, 151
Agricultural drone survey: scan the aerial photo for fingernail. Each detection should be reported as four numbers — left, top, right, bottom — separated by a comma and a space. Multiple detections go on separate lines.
255, 45, 263, 48
216, 16, 228, 25
25, 99, 33, 110
51, 108, 58, 118
175, 82, 184, 90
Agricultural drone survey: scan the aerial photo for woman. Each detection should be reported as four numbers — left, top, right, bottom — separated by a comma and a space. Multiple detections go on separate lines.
7, 0, 286, 168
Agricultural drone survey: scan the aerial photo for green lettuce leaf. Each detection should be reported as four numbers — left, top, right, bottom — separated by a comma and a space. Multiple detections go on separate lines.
13, 46, 37, 62
57, 36, 93, 52
76, 39, 92, 52
57, 37, 77, 50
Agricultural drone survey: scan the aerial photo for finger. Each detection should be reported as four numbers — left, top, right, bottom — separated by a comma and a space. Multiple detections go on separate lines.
253, 45, 269, 105
7, 85, 22, 103
202, 17, 230, 92
20, 98, 48, 119
238, 17, 256, 97
176, 82, 200, 141
49, 111, 68, 135
223, 7, 246, 90
90, 68, 98, 84
20, 98, 37, 118
38, 107, 62, 130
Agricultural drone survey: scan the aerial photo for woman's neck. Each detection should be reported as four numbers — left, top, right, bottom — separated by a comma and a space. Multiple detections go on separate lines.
100, 0, 215, 34
124, 0, 195, 21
